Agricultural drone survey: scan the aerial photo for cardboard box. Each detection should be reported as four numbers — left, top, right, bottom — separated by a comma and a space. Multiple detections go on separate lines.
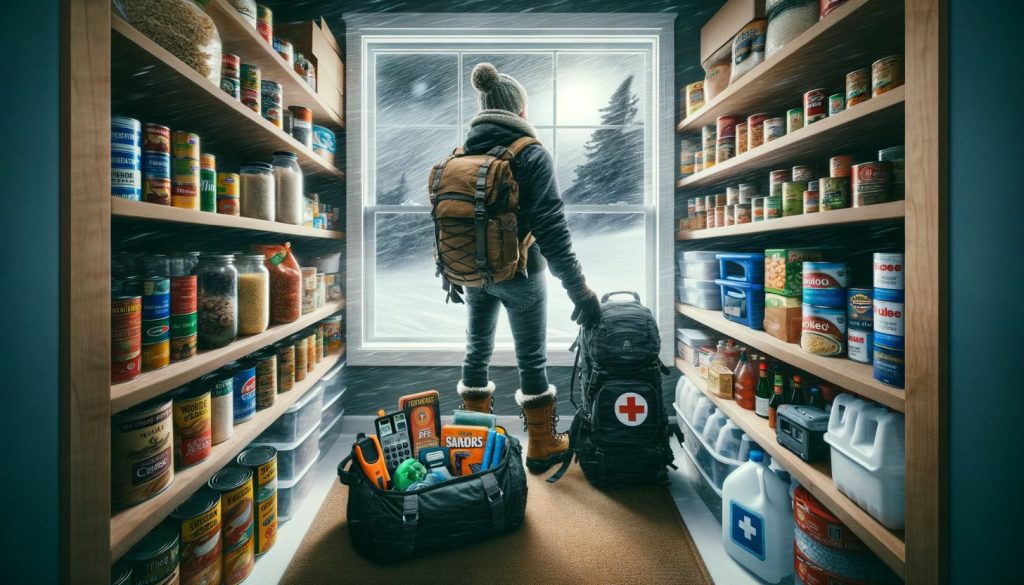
277, 18, 344, 120
700, 0, 767, 65
764, 248, 825, 297
764, 293, 802, 343
708, 365, 734, 399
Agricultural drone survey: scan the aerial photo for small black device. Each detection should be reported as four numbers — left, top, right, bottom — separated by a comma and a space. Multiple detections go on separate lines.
375, 411, 413, 473
776, 404, 830, 462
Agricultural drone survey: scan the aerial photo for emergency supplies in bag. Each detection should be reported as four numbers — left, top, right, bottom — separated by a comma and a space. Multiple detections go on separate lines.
564, 291, 675, 489
428, 137, 538, 303
337, 434, 528, 563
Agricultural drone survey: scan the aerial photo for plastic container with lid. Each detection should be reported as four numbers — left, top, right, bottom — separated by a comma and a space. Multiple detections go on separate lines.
717, 252, 766, 283
320, 383, 345, 439
259, 383, 324, 444
715, 279, 765, 329
254, 421, 320, 482
273, 151, 304, 225
676, 327, 718, 364
240, 162, 275, 221
196, 254, 238, 349
677, 278, 724, 310
320, 361, 346, 407
278, 455, 318, 521
722, 450, 794, 582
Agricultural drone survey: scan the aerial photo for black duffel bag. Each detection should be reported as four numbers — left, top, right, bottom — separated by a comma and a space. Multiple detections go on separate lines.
337, 434, 528, 563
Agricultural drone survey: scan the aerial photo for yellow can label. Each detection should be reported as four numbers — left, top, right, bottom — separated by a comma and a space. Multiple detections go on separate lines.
180, 501, 221, 585
255, 458, 277, 501
256, 493, 278, 555
223, 537, 254, 585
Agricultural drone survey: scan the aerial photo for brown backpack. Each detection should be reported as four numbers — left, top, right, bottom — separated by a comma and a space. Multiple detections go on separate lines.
428, 136, 538, 303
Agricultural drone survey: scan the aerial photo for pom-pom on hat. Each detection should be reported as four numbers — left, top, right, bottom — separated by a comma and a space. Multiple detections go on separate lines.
471, 62, 528, 115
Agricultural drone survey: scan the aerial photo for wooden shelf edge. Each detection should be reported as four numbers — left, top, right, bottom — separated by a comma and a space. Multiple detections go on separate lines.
677, 87, 905, 188
675, 304, 905, 412
676, 201, 905, 240
110, 351, 344, 559
111, 198, 346, 240
675, 358, 906, 578
111, 301, 346, 413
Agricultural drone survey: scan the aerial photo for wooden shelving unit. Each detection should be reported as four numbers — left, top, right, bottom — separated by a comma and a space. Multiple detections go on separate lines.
111, 198, 346, 240
110, 351, 344, 559
677, 87, 905, 189
677, 0, 904, 133
677, 200, 904, 240
676, 304, 904, 411
112, 301, 345, 413
675, 358, 906, 578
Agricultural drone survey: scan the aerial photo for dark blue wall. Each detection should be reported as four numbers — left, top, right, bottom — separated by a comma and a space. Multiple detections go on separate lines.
949, 0, 1024, 580
0, 0, 60, 583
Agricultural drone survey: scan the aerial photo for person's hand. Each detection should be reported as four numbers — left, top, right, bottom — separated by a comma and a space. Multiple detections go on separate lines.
570, 289, 602, 326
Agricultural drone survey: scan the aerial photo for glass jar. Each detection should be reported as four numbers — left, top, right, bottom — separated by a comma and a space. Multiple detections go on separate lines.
142, 254, 170, 277
301, 267, 317, 314
236, 254, 270, 335
197, 254, 238, 349
273, 151, 304, 225
240, 162, 275, 221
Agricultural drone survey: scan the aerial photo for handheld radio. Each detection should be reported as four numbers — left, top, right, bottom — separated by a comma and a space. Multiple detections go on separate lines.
353, 434, 390, 489
375, 411, 413, 473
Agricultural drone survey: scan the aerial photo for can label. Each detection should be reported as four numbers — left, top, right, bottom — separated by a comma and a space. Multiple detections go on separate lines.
829, 155, 854, 178
747, 113, 767, 148
852, 162, 892, 207
172, 184, 199, 209
171, 275, 197, 314
847, 288, 874, 329
222, 480, 254, 551
803, 190, 819, 213
170, 334, 198, 362
171, 132, 200, 159
143, 277, 171, 320
261, 81, 284, 128
782, 181, 807, 216
295, 341, 307, 382
217, 173, 241, 215
874, 331, 905, 350
802, 263, 849, 307
170, 312, 198, 338
257, 4, 273, 41
873, 343, 905, 388
143, 123, 170, 153
873, 253, 904, 289
112, 117, 141, 148
111, 146, 142, 200
828, 93, 845, 115
256, 493, 278, 555
765, 196, 782, 219
143, 152, 171, 179
804, 89, 827, 123
256, 356, 277, 409
278, 346, 295, 392
200, 168, 217, 212
142, 317, 171, 344
735, 203, 751, 224
112, 296, 142, 384
872, 56, 904, 96
144, 178, 172, 205
764, 117, 785, 142
794, 490, 867, 552
173, 157, 201, 178
786, 108, 803, 133
222, 76, 241, 99
223, 537, 254, 585
846, 68, 871, 106
873, 299, 905, 336
795, 545, 863, 585
819, 177, 850, 210
174, 391, 212, 468
800, 305, 846, 356
142, 339, 170, 372
715, 138, 735, 164
179, 500, 221, 585
847, 329, 873, 363
112, 399, 173, 509
792, 166, 813, 182
241, 64, 261, 112
233, 367, 257, 423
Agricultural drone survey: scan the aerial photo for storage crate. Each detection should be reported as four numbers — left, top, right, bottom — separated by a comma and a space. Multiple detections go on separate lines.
677, 278, 723, 310
255, 422, 321, 482
716, 279, 765, 329
278, 457, 319, 522
259, 384, 324, 444
675, 402, 744, 490
320, 361, 346, 407
716, 252, 765, 283
320, 384, 345, 439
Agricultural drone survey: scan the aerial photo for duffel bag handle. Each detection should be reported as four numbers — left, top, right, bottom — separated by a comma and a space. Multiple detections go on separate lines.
337, 453, 361, 486
601, 290, 640, 303
479, 473, 505, 535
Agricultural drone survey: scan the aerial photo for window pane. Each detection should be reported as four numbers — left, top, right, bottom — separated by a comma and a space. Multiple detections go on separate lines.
375, 128, 461, 206
461, 53, 554, 126
376, 53, 459, 126
555, 128, 644, 205
556, 53, 646, 126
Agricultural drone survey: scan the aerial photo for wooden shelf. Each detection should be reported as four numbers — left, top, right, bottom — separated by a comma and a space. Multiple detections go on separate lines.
676, 201, 904, 240
111, 301, 345, 413
205, 0, 344, 131
110, 351, 344, 560
675, 304, 904, 412
675, 358, 906, 578
111, 197, 345, 239
678, 87, 905, 189
677, 0, 904, 133
111, 17, 344, 183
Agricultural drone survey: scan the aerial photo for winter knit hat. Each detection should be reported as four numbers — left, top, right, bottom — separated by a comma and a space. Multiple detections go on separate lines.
471, 63, 528, 115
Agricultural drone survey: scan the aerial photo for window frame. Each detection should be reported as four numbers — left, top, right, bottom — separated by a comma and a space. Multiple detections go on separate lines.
346, 13, 676, 367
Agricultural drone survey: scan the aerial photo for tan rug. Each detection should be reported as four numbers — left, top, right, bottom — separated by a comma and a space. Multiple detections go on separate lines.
282, 464, 713, 585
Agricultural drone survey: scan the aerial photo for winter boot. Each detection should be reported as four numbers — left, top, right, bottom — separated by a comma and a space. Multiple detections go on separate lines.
457, 380, 495, 413
516, 386, 571, 473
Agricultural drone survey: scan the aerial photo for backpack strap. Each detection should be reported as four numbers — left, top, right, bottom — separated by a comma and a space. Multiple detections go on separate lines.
472, 157, 497, 283
499, 136, 539, 160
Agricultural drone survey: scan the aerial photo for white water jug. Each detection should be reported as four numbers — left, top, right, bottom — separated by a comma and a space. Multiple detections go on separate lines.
681, 377, 703, 422
702, 409, 728, 446
722, 451, 794, 583
674, 376, 691, 413
737, 433, 753, 463
691, 396, 714, 434
714, 420, 744, 460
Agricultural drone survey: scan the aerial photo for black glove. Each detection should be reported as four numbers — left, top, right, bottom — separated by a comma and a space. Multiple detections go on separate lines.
570, 289, 602, 326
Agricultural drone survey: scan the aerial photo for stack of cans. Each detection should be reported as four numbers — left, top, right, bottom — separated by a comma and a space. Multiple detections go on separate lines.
169, 253, 199, 362
172, 131, 201, 210
111, 294, 142, 384
143, 123, 171, 205
873, 253, 905, 388
142, 275, 171, 372
111, 116, 142, 200
221, 53, 241, 100
200, 153, 217, 212
846, 288, 874, 364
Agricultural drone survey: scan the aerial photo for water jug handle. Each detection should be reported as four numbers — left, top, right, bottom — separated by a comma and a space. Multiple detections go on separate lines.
850, 407, 883, 471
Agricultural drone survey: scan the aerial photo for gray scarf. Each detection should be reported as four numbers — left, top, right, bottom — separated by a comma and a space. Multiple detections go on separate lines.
470, 109, 538, 138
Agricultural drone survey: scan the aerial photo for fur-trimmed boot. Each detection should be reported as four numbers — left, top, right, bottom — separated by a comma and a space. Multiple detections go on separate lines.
457, 380, 495, 413
516, 386, 571, 472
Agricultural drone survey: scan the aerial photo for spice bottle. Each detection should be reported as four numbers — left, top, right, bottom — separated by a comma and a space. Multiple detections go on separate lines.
236, 254, 270, 335
273, 151, 304, 225
240, 162, 275, 221
197, 254, 238, 349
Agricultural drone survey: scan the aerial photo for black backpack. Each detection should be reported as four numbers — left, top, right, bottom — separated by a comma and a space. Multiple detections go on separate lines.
561, 291, 674, 489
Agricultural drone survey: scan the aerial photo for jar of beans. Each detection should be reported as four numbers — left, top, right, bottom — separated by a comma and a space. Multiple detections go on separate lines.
241, 162, 275, 221
236, 254, 270, 335
197, 254, 238, 349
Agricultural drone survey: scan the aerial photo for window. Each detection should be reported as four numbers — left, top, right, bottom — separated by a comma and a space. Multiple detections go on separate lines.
347, 15, 675, 365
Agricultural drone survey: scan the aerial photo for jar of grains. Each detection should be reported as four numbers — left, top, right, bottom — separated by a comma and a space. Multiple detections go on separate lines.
240, 162, 275, 221
236, 254, 270, 335
197, 254, 238, 349
273, 151, 304, 225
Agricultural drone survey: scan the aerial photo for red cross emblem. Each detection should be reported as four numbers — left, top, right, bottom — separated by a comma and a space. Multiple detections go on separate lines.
614, 393, 648, 426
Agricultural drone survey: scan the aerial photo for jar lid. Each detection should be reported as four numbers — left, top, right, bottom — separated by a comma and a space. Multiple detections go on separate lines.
273, 150, 298, 159
241, 162, 273, 171
199, 254, 234, 263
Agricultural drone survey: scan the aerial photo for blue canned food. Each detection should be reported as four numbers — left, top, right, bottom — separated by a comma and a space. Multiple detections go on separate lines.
873, 286, 904, 303
873, 331, 905, 351
111, 116, 141, 149
111, 145, 142, 200
142, 277, 171, 320
141, 318, 171, 344
802, 262, 849, 308
230, 361, 257, 423
873, 344, 905, 388
847, 287, 873, 330
143, 151, 171, 179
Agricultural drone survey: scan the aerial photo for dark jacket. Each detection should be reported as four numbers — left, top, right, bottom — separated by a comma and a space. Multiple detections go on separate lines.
463, 121, 589, 301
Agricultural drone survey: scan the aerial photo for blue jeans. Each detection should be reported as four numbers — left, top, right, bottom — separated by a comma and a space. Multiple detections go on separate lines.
462, 274, 549, 394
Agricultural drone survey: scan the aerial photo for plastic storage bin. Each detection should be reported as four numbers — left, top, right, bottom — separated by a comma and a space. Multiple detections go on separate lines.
677, 279, 723, 310
681, 261, 721, 281
824, 394, 906, 530
255, 420, 321, 481
278, 456, 318, 521
716, 252, 765, 283
320, 383, 345, 438
715, 280, 765, 329
677, 327, 718, 365
320, 361, 346, 408
259, 384, 324, 444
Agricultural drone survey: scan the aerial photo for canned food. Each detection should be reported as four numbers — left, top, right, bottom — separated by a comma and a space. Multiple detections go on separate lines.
747, 113, 768, 149
879, 146, 905, 200
171, 384, 212, 469
241, 64, 261, 113
803, 89, 827, 123
170, 334, 197, 363
143, 123, 170, 154
306, 332, 317, 371
223, 536, 254, 585
111, 144, 142, 201
228, 361, 257, 424
851, 161, 892, 206
714, 193, 727, 207
221, 53, 241, 100
770, 169, 791, 197
847, 329, 874, 363
209, 467, 254, 551
715, 205, 726, 227
200, 153, 217, 212
736, 123, 748, 156
873, 343, 904, 388
873, 253, 905, 291
786, 108, 804, 133
819, 176, 850, 210
144, 177, 172, 206
828, 93, 845, 115
724, 204, 735, 226
143, 151, 170, 179
726, 186, 739, 206
691, 197, 703, 214
685, 81, 705, 116
261, 80, 284, 128
694, 150, 705, 171
738, 183, 758, 203
872, 55, 904, 96
255, 491, 278, 556
202, 370, 235, 445
782, 181, 807, 216
142, 277, 170, 320
171, 489, 221, 585
803, 188, 819, 213
717, 115, 741, 139
257, 4, 273, 44
273, 36, 293, 65
171, 131, 200, 159
112, 116, 142, 149
112, 397, 174, 509
752, 197, 765, 221
735, 203, 752, 224
846, 68, 871, 106
715, 137, 736, 165
293, 334, 308, 381
847, 287, 874, 330
112, 295, 142, 384
765, 196, 782, 219
803, 262, 849, 308
237, 446, 278, 502
126, 522, 180, 585
829, 155, 855, 178
217, 173, 241, 215
792, 165, 813, 182
172, 157, 201, 210
764, 117, 786, 142
873, 298, 905, 337
800, 304, 847, 357
275, 340, 296, 392
253, 349, 278, 409
142, 339, 170, 372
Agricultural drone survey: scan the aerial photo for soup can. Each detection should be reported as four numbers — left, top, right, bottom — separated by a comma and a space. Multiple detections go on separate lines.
171, 131, 199, 160
306, 332, 318, 371
792, 165, 814, 182
829, 155, 855, 178
252, 349, 278, 409
782, 181, 808, 216
228, 361, 257, 423
222, 535, 254, 585
142, 277, 170, 320
752, 197, 765, 221
202, 370, 235, 445
255, 491, 278, 556
847, 329, 874, 363
765, 196, 782, 219
736, 123, 748, 155
738, 183, 758, 203
872, 55, 904, 96
293, 334, 308, 382
873, 298, 905, 337
846, 68, 871, 106
143, 123, 171, 154
715, 136, 736, 164
770, 169, 791, 197
726, 186, 739, 206
209, 467, 254, 552
802, 262, 848, 308
847, 287, 874, 330
786, 108, 804, 133
257, 4, 273, 43
800, 304, 847, 357
171, 384, 212, 469
273, 36, 293, 65
747, 113, 769, 149
143, 176, 172, 206
237, 446, 278, 555
716, 115, 741, 139
217, 172, 241, 215
714, 205, 725, 227
714, 193, 727, 207
112, 116, 142, 149
142, 338, 171, 372
112, 295, 142, 384
126, 522, 180, 585
221, 53, 241, 100
112, 397, 174, 509
851, 161, 892, 206
200, 153, 217, 212
701, 125, 717, 154
695, 150, 705, 172
241, 64, 261, 113
873, 343, 905, 388
873, 252, 905, 291
261, 80, 284, 128
803, 89, 827, 123
819, 176, 850, 210
803, 187, 819, 213
111, 144, 142, 201
724, 204, 735, 226
879, 146, 905, 199
171, 489, 222, 585
828, 93, 846, 115
764, 117, 786, 142
735, 203, 752, 224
